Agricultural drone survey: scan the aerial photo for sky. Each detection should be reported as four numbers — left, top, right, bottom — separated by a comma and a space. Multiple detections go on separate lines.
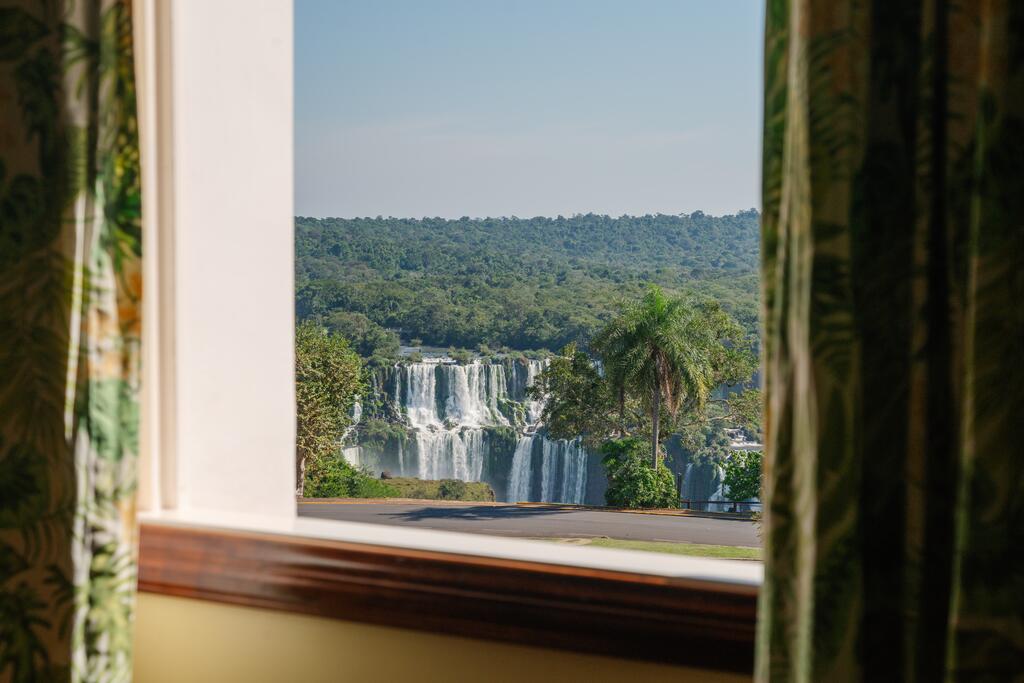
295, 0, 763, 219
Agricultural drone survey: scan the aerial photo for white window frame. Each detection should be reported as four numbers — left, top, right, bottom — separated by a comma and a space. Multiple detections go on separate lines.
133, 0, 761, 587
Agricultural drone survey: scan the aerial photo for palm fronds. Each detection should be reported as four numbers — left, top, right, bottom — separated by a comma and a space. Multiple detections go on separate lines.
593, 286, 744, 465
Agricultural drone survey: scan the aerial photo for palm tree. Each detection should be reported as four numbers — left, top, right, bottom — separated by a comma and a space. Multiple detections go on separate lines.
592, 286, 715, 467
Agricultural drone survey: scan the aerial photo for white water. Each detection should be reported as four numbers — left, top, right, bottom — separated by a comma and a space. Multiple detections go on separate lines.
443, 363, 509, 427
524, 360, 546, 426
559, 439, 588, 504
414, 428, 486, 481
507, 436, 536, 502
353, 359, 589, 504
540, 441, 554, 501
506, 434, 588, 504
405, 364, 441, 427
404, 361, 511, 428
680, 461, 731, 512
707, 464, 728, 510
342, 446, 362, 467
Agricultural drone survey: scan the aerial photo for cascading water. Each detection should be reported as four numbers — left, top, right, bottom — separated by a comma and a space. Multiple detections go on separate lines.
443, 362, 509, 427
405, 364, 441, 427
524, 360, 546, 427
559, 439, 588, 504
350, 358, 590, 504
507, 436, 535, 502
501, 433, 588, 504
342, 445, 362, 467
414, 429, 485, 481
403, 361, 511, 429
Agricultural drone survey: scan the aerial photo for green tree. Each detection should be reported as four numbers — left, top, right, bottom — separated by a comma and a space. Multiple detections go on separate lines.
722, 450, 762, 503
529, 343, 621, 448
323, 310, 400, 360
450, 348, 473, 365
593, 286, 752, 467
295, 321, 364, 496
600, 438, 677, 509
294, 212, 762, 353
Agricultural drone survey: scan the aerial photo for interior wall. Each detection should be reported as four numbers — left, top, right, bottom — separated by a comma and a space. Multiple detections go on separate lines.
133, 594, 747, 683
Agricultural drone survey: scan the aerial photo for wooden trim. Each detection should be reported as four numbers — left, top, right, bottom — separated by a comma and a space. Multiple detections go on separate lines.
138, 522, 758, 672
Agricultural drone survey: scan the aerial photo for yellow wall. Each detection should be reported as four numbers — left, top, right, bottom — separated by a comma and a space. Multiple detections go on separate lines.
135, 593, 747, 683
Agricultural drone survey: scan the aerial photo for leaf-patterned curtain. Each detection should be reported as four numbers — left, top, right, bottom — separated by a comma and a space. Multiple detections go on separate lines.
758, 0, 1022, 680
1, 0, 141, 680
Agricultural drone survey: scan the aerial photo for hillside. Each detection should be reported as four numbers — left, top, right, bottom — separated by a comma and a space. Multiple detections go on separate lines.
295, 211, 760, 355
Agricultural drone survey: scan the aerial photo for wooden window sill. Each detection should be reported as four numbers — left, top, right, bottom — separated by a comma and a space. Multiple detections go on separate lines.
138, 522, 758, 673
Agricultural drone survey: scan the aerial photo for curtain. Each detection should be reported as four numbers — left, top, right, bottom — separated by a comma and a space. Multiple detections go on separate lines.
0, 0, 141, 680
757, 0, 1023, 680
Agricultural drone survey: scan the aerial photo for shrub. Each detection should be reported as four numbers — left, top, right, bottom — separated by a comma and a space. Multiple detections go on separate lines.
305, 456, 398, 498
484, 425, 519, 454
367, 353, 396, 368
451, 348, 474, 365
437, 479, 468, 500
358, 418, 409, 449
601, 438, 678, 509
722, 450, 762, 502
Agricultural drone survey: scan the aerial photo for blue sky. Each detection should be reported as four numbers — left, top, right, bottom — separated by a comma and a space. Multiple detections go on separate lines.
295, 0, 763, 218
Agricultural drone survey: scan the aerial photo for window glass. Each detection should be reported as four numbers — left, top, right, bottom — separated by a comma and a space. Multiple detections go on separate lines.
294, 0, 764, 563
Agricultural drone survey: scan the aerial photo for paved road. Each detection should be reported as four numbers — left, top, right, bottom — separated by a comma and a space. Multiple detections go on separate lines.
298, 502, 760, 547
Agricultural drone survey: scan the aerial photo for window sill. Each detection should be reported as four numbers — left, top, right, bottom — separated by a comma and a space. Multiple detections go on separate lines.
138, 516, 759, 673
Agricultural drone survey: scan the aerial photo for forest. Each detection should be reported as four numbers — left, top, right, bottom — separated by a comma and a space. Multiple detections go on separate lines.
295, 211, 760, 358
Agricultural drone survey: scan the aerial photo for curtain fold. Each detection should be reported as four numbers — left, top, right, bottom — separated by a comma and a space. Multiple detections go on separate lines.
757, 0, 1023, 680
0, 0, 141, 680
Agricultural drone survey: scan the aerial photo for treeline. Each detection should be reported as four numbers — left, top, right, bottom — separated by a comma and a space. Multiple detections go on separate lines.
295, 211, 760, 355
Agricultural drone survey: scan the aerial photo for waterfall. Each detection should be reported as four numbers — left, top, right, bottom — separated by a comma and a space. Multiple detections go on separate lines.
507, 436, 535, 502
505, 434, 587, 505
405, 363, 441, 427
414, 428, 486, 481
359, 359, 591, 504
460, 429, 485, 481
560, 439, 587, 504
540, 439, 555, 502
403, 361, 511, 428
524, 360, 546, 426
680, 460, 727, 511
444, 362, 509, 427
538, 438, 586, 504
342, 446, 362, 467
707, 464, 727, 511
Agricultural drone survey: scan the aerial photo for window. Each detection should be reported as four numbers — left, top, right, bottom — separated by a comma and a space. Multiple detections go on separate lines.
135, 0, 762, 673
293, 0, 765, 562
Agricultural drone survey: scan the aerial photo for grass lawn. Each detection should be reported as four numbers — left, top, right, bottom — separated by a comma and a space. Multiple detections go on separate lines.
544, 537, 762, 560
381, 477, 495, 502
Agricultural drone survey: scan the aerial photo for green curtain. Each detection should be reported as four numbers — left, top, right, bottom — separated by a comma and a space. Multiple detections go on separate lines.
758, 0, 1023, 680
0, 0, 141, 680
